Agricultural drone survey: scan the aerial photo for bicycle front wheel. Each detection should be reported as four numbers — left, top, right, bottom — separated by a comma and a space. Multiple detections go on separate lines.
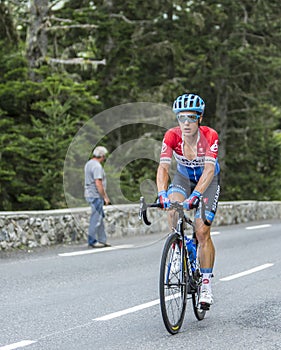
159, 233, 187, 334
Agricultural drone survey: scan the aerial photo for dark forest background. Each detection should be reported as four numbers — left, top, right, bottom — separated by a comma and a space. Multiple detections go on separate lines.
0, 0, 280, 210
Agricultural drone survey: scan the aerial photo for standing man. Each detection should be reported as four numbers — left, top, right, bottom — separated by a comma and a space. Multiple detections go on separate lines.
84, 146, 111, 248
157, 93, 220, 310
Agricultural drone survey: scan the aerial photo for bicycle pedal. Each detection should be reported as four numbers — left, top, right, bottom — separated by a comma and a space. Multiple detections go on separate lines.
199, 302, 210, 311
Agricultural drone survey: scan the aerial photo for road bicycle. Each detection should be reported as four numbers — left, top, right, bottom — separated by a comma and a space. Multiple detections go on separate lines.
139, 196, 208, 335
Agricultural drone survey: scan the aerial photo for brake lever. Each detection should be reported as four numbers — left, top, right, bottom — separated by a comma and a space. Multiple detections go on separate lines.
139, 197, 163, 226
139, 196, 146, 220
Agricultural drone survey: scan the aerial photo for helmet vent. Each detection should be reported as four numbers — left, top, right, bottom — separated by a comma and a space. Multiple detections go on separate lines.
173, 93, 205, 115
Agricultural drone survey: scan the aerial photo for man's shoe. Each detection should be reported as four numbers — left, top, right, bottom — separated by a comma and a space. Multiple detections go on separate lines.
92, 242, 111, 248
199, 289, 213, 310
88, 241, 111, 248
88, 242, 104, 248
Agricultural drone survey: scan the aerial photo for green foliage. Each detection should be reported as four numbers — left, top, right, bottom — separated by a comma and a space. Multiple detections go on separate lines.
0, 0, 280, 210
119, 159, 158, 203
223, 106, 281, 200
0, 48, 101, 210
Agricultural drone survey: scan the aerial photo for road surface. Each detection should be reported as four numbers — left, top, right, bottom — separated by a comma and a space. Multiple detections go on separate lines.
0, 219, 280, 350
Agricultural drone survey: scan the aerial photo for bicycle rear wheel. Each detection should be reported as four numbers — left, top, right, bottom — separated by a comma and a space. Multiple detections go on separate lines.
191, 260, 206, 320
159, 233, 187, 334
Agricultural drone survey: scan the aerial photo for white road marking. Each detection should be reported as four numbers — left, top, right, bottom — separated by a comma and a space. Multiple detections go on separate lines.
211, 231, 220, 236
58, 244, 133, 257
245, 224, 272, 230
0, 340, 37, 350
220, 263, 274, 281
94, 293, 180, 321
94, 299, 160, 321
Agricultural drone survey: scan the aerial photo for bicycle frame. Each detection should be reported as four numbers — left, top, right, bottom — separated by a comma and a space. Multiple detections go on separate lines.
169, 202, 198, 292
139, 196, 198, 277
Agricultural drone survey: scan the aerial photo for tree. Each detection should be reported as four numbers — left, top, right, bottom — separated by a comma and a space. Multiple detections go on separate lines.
0, 0, 280, 210
0, 1, 19, 45
53, 0, 281, 202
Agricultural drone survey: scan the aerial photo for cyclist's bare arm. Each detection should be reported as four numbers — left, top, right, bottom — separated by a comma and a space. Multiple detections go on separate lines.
156, 163, 170, 192
194, 162, 215, 195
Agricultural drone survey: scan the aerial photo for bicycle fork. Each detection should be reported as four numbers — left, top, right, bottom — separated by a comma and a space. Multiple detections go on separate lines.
167, 234, 185, 285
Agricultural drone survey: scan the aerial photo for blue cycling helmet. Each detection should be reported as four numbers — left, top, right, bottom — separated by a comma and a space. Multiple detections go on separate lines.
172, 93, 205, 115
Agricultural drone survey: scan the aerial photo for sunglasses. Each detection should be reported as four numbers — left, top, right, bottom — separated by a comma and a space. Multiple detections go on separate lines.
177, 113, 200, 123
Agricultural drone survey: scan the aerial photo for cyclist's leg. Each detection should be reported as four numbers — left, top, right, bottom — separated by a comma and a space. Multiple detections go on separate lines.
195, 174, 220, 266
194, 219, 214, 308
195, 220, 215, 268
195, 176, 220, 307
167, 171, 192, 228
167, 192, 185, 229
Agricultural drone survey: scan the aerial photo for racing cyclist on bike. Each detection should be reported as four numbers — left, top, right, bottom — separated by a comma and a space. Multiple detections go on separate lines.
156, 93, 220, 310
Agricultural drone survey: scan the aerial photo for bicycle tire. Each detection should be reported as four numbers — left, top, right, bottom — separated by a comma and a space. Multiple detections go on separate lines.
191, 256, 206, 320
159, 232, 187, 334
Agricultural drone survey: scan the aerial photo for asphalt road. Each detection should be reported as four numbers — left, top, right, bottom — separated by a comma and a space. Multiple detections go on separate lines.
0, 219, 280, 350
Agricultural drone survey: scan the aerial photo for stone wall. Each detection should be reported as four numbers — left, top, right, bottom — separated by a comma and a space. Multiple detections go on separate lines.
0, 201, 280, 250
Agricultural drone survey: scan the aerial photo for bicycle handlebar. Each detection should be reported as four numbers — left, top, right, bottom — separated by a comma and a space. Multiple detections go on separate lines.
138, 197, 161, 225
139, 196, 209, 226
138, 197, 188, 226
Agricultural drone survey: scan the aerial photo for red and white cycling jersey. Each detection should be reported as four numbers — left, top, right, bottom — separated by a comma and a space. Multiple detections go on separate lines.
160, 126, 220, 182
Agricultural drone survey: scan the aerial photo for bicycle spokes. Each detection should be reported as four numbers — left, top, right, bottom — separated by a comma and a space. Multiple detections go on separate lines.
159, 234, 187, 334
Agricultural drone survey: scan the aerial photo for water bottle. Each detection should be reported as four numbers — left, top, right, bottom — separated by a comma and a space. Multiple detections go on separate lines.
186, 237, 196, 271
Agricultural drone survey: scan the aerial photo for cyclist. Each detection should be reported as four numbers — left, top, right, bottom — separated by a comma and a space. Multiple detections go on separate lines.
156, 93, 220, 309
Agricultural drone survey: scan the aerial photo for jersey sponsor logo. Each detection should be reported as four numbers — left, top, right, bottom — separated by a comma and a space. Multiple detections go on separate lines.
210, 140, 219, 153
161, 142, 168, 153
174, 153, 205, 167
211, 185, 220, 212
203, 278, 209, 284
